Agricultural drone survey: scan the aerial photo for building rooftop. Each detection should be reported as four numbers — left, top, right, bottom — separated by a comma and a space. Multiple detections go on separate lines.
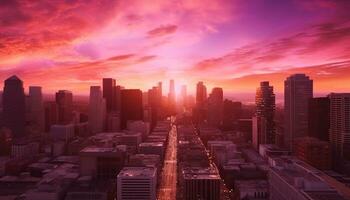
118, 167, 156, 178
182, 167, 220, 180
139, 142, 164, 147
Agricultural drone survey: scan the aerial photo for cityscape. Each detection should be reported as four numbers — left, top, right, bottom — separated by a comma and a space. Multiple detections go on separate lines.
1, 1, 350, 200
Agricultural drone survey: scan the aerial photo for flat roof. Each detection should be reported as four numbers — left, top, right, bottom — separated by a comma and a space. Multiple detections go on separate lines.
118, 167, 156, 178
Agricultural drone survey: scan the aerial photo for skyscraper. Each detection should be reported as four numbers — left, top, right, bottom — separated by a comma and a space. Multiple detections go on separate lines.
89, 86, 106, 133
2, 75, 26, 138
329, 93, 350, 169
207, 87, 223, 127
103, 78, 116, 113
180, 85, 187, 108
28, 86, 45, 132
121, 89, 143, 129
284, 74, 313, 151
308, 97, 330, 141
196, 81, 207, 107
55, 90, 73, 124
255, 81, 276, 145
168, 79, 176, 113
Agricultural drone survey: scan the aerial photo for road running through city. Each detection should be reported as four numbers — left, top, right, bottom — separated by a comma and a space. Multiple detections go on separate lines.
157, 122, 177, 200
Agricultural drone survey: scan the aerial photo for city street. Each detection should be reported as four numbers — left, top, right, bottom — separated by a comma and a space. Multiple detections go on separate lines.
157, 124, 177, 200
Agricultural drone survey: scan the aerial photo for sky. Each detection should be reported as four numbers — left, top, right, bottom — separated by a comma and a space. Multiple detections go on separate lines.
0, 0, 350, 99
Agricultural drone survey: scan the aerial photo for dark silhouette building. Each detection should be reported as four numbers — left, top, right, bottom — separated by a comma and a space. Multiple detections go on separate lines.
222, 100, 242, 130
121, 89, 143, 129
2, 75, 26, 138
207, 87, 223, 127
103, 78, 116, 113
255, 81, 276, 144
284, 74, 313, 151
55, 90, 73, 124
308, 97, 330, 141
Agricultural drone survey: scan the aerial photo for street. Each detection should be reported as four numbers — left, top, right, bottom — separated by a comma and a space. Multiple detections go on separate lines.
157, 124, 177, 200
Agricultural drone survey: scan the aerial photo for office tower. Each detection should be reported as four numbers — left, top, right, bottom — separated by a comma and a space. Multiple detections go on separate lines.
148, 86, 159, 128
117, 167, 157, 200
181, 85, 187, 107
269, 157, 346, 200
222, 100, 242, 130
284, 74, 313, 151
89, 86, 106, 134
2, 75, 26, 138
103, 78, 116, 112
121, 89, 143, 129
196, 81, 207, 107
308, 97, 330, 141
80, 146, 126, 179
50, 124, 75, 142
28, 86, 45, 132
252, 116, 266, 150
168, 79, 176, 114
255, 81, 276, 145
44, 102, 58, 132
55, 90, 73, 124
182, 167, 220, 200
115, 85, 122, 112
207, 87, 223, 127
158, 81, 162, 99
293, 137, 332, 170
329, 93, 350, 168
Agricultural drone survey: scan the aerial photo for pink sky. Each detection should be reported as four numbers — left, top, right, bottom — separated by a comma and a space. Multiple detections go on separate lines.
0, 0, 350, 96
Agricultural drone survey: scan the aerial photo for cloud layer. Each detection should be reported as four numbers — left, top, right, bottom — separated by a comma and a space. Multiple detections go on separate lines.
0, 0, 349, 95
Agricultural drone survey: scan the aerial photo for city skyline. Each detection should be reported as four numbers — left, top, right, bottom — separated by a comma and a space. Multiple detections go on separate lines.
1, 0, 350, 95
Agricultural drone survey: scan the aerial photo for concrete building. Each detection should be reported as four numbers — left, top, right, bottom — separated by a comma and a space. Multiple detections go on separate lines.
255, 81, 275, 146
182, 167, 221, 200
269, 157, 346, 200
117, 167, 157, 200
329, 93, 350, 169
308, 97, 330, 141
284, 74, 313, 151
11, 141, 39, 159
2, 75, 26, 137
28, 86, 45, 132
89, 86, 106, 134
293, 137, 332, 170
138, 142, 164, 158
207, 87, 223, 127
56, 90, 73, 124
103, 78, 116, 113
80, 147, 126, 179
234, 180, 268, 200
50, 124, 75, 142
121, 89, 143, 129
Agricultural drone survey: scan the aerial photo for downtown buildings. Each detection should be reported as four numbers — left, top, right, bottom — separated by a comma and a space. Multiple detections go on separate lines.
253, 81, 276, 149
284, 74, 313, 151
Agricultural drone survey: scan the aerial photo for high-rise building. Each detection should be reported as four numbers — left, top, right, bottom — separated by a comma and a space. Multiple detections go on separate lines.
168, 79, 176, 114
89, 86, 106, 134
44, 102, 58, 132
55, 90, 73, 124
207, 87, 223, 127
117, 167, 157, 200
103, 78, 116, 112
115, 85, 122, 112
308, 97, 330, 141
182, 167, 221, 200
284, 74, 313, 151
196, 81, 207, 107
222, 100, 242, 130
2, 75, 26, 138
181, 84, 187, 107
293, 137, 332, 170
28, 86, 45, 132
255, 81, 275, 145
121, 89, 143, 129
329, 93, 350, 168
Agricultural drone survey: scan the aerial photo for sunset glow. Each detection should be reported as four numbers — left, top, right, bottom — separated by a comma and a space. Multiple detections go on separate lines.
1, 0, 350, 95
